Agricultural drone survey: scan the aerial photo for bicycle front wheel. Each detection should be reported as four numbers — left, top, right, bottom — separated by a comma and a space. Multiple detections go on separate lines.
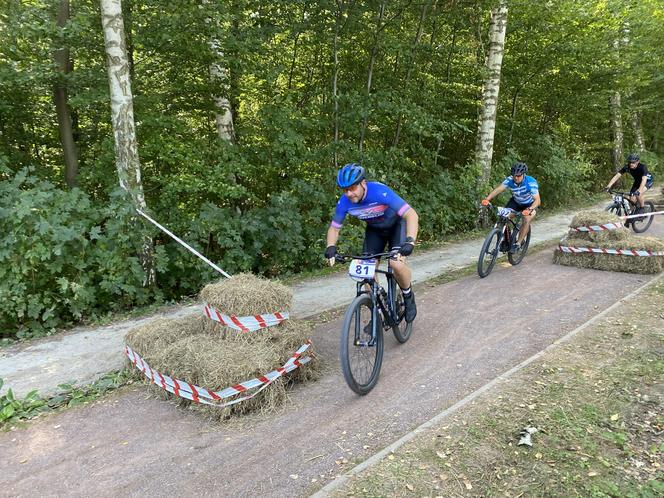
340, 293, 384, 395
630, 201, 655, 233
508, 225, 531, 266
391, 290, 413, 344
478, 228, 501, 278
605, 203, 621, 216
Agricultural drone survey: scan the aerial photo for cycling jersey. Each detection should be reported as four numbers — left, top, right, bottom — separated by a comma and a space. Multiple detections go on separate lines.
620, 162, 653, 190
331, 181, 410, 230
501, 175, 539, 205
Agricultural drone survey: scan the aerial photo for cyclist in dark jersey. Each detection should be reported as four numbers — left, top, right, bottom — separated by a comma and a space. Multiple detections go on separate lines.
324, 163, 419, 322
605, 153, 654, 211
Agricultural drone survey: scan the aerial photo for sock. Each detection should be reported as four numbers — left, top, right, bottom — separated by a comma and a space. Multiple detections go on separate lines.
402, 287, 412, 295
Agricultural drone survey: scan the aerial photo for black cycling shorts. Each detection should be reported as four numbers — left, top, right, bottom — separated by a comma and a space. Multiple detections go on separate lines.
631, 175, 654, 194
505, 197, 534, 212
363, 219, 406, 256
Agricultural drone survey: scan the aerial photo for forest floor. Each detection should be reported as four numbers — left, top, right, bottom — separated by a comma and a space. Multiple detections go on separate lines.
0, 212, 662, 497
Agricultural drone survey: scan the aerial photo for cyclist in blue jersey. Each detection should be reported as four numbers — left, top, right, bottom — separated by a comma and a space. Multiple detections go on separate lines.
604, 153, 654, 211
481, 162, 541, 253
324, 163, 420, 322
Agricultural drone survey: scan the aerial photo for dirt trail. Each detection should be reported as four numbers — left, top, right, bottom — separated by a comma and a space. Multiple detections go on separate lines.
1, 232, 660, 497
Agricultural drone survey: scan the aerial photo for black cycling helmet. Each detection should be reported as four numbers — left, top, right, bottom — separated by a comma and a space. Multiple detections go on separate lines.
511, 161, 528, 176
626, 153, 640, 162
337, 163, 365, 188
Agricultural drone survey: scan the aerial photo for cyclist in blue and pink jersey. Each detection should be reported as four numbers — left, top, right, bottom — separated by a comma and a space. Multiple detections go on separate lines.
324, 163, 419, 322
481, 161, 541, 253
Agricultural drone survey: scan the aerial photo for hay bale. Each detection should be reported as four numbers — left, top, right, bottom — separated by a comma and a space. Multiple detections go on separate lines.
125, 313, 320, 420
199, 273, 293, 316
569, 209, 622, 228
554, 233, 664, 274
125, 315, 209, 362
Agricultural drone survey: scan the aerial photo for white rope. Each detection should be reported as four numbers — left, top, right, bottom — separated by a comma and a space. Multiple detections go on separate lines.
136, 209, 232, 279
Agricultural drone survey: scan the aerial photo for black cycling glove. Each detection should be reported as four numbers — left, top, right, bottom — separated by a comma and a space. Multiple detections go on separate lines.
324, 245, 337, 259
398, 237, 415, 256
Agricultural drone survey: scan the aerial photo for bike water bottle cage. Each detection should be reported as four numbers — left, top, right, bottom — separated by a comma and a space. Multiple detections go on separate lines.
337, 163, 366, 188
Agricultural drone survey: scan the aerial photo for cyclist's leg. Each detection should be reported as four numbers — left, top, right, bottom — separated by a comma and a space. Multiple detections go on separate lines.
388, 220, 416, 322
517, 201, 535, 245
630, 179, 645, 209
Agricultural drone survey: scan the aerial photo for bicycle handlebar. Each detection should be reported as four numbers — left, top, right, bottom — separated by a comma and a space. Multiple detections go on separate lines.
335, 250, 398, 263
608, 189, 639, 197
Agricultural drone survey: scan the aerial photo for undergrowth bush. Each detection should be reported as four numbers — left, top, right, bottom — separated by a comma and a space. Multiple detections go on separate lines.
0, 170, 161, 339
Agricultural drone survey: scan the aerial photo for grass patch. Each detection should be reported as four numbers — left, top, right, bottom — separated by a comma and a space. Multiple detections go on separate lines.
0, 370, 134, 430
334, 279, 664, 497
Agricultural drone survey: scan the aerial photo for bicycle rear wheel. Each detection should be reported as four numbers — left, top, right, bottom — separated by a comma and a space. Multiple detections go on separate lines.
340, 293, 384, 395
630, 201, 655, 233
391, 289, 413, 344
508, 225, 531, 265
478, 228, 501, 278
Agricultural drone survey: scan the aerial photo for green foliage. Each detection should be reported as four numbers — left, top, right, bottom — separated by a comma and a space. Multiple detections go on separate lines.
1, 0, 664, 338
0, 170, 162, 338
0, 371, 132, 428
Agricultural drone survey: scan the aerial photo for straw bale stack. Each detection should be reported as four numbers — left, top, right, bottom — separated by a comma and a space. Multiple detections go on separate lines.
554, 210, 664, 274
125, 273, 320, 420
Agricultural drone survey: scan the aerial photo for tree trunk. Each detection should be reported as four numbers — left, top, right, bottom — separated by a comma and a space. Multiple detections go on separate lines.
507, 86, 520, 146
209, 42, 236, 143
358, 2, 386, 155
332, 2, 342, 168
631, 111, 645, 153
100, 0, 155, 286
392, 3, 428, 148
475, 0, 508, 188
53, 0, 79, 188
610, 91, 623, 171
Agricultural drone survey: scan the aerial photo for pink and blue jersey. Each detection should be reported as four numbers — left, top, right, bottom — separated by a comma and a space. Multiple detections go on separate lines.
331, 182, 410, 230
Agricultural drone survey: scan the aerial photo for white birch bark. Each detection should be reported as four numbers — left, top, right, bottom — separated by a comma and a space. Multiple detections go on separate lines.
610, 91, 624, 170
209, 41, 236, 143
100, 0, 155, 285
631, 111, 645, 153
475, 0, 508, 187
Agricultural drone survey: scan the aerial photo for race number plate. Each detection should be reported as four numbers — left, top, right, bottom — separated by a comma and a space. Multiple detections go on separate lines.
348, 259, 377, 281
497, 207, 514, 217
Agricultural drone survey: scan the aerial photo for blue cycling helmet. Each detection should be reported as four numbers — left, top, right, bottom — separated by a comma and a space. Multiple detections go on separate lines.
337, 163, 365, 188
627, 153, 640, 162
511, 161, 528, 176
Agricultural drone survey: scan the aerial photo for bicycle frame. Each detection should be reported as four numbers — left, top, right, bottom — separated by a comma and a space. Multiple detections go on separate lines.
493, 210, 522, 252
353, 265, 398, 346
338, 251, 399, 347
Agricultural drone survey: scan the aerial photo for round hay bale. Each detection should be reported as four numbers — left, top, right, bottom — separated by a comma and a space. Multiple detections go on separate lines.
199, 273, 293, 316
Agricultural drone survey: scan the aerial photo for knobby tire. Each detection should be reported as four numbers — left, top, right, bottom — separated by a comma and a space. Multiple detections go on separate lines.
630, 201, 655, 233
478, 228, 501, 278
340, 293, 384, 395
508, 224, 531, 265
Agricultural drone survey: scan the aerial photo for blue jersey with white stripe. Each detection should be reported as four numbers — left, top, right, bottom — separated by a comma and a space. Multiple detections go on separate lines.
502, 175, 539, 205
331, 182, 410, 230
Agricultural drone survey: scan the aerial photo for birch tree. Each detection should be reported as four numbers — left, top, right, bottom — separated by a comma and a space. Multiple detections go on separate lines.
100, 0, 155, 286
53, 0, 79, 188
209, 40, 236, 143
475, 0, 508, 189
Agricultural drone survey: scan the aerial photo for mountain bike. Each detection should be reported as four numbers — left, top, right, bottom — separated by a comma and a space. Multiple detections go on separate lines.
477, 204, 531, 278
606, 189, 655, 233
335, 251, 413, 395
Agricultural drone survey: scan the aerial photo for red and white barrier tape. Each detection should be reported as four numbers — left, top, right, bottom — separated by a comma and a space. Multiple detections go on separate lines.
203, 304, 289, 331
558, 245, 664, 257
125, 342, 311, 408
572, 222, 622, 232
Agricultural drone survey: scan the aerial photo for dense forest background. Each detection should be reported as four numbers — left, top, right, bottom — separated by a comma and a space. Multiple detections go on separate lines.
1, 0, 662, 338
